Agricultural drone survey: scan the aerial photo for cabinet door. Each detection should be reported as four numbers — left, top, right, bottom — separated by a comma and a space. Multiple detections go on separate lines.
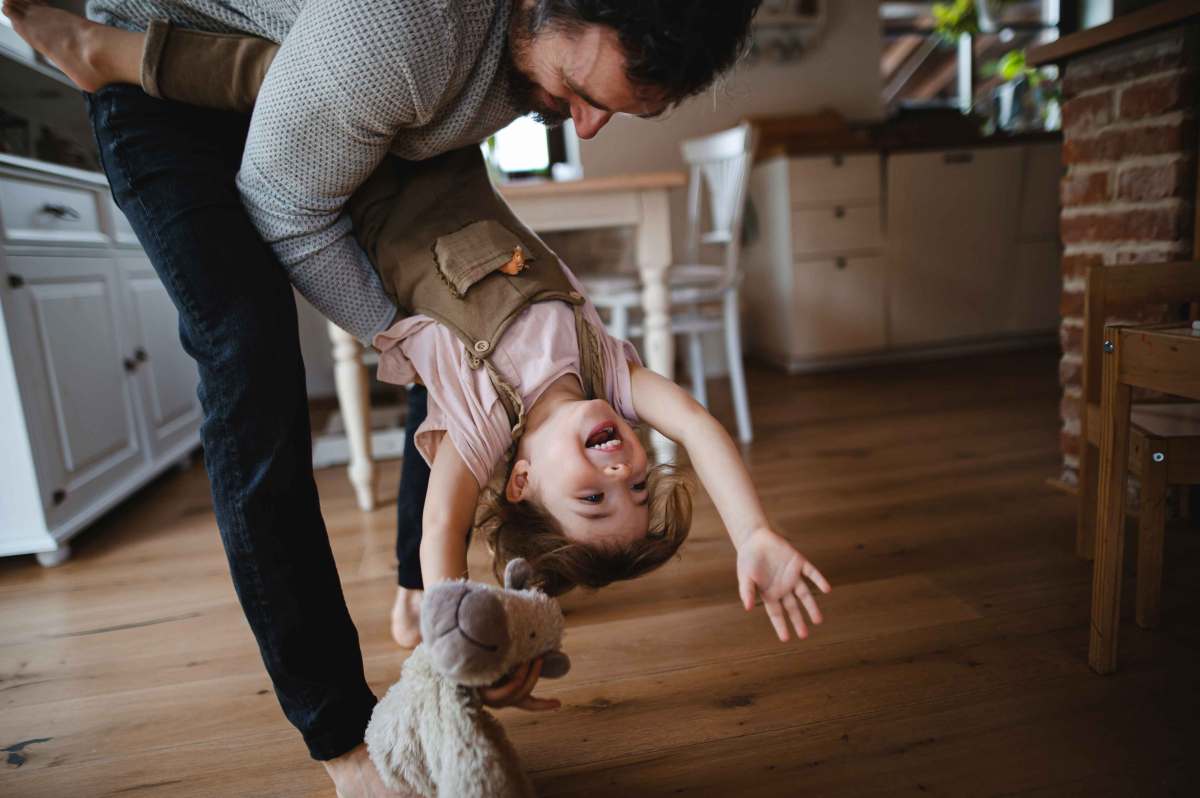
886, 148, 1024, 347
3, 252, 145, 528
117, 254, 201, 460
790, 255, 887, 358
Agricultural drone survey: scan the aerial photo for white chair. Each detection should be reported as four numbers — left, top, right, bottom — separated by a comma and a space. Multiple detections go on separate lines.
583, 123, 758, 443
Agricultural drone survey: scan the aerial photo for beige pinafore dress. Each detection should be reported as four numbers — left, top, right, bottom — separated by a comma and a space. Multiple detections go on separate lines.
348, 146, 608, 447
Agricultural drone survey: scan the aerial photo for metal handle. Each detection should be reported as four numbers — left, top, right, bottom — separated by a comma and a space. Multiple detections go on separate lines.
134, 347, 148, 362
123, 357, 138, 373
835, 257, 847, 270
52, 489, 66, 506
7, 274, 24, 288
41, 203, 81, 221
834, 206, 846, 219
943, 152, 973, 165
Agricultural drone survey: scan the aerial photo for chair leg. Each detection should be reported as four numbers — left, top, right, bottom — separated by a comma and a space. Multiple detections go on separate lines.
610, 303, 630, 341
1076, 436, 1098, 561
687, 330, 708, 409
1135, 440, 1168, 629
723, 289, 753, 444
1089, 334, 1132, 675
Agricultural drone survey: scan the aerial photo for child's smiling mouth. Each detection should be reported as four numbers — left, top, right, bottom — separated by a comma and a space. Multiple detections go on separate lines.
585, 423, 622, 451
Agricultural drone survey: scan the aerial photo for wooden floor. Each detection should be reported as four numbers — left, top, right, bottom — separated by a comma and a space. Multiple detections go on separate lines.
2, 348, 1198, 797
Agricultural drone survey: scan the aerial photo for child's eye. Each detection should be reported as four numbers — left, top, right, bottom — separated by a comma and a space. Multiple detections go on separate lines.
582, 493, 604, 504
632, 481, 647, 491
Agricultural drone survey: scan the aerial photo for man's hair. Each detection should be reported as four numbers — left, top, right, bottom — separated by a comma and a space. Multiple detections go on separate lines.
527, 0, 763, 106
475, 462, 693, 596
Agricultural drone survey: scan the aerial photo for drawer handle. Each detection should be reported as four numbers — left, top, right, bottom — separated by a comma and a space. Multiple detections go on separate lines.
52, 489, 66, 506
41, 203, 81, 221
832, 154, 844, 167
134, 347, 148, 362
7, 274, 25, 288
834, 206, 846, 219
943, 152, 973, 165
835, 257, 848, 270
123, 357, 138, 373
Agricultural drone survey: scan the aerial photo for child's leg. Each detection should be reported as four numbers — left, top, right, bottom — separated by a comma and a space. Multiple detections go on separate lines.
140, 19, 277, 113
3, 1, 142, 92
3, 2, 277, 113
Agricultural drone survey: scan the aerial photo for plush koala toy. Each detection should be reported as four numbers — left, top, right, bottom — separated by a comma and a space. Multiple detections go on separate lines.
365, 558, 570, 798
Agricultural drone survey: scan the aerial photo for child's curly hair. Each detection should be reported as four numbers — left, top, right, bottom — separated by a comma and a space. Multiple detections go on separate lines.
475, 462, 692, 596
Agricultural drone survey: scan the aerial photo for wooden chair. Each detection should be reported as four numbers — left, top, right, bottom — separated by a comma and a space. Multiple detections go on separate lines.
1077, 261, 1200, 672
583, 123, 758, 443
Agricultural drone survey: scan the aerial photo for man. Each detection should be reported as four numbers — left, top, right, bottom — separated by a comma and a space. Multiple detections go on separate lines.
76, 0, 760, 792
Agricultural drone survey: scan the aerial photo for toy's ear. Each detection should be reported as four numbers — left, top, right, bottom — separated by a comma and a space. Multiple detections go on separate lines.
504, 558, 534, 591
540, 649, 571, 679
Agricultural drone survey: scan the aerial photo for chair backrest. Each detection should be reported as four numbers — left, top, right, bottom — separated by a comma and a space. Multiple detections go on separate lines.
679, 123, 759, 287
1082, 261, 1200, 406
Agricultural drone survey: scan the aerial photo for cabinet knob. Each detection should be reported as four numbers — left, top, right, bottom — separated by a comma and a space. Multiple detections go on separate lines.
834, 206, 846, 219
7, 274, 24, 288
835, 257, 848, 270
134, 347, 148, 362
123, 357, 138, 373
41, 203, 82, 221
943, 152, 973, 165
52, 489, 66, 506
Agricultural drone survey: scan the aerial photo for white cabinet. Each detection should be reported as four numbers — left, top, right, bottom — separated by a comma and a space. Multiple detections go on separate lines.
744, 141, 1062, 372
0, 154, 201, 565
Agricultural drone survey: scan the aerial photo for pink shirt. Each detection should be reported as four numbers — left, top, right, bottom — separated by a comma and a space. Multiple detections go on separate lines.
371, 264, 642, 488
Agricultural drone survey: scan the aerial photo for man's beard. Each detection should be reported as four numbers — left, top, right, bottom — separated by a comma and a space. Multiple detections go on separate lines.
503, 3, 571, 128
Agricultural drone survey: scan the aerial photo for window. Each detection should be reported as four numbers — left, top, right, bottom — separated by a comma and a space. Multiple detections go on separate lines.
483, 118, 575, 181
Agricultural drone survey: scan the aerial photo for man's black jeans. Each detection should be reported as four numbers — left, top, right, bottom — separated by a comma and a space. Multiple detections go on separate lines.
86, 84, 430, 760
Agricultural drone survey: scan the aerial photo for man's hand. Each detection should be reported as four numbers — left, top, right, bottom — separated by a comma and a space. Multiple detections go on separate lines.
736, 527, 831, 642
478, 657, 561, 712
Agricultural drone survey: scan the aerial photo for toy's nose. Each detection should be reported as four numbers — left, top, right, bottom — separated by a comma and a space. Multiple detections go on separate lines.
421, 583, 509, 650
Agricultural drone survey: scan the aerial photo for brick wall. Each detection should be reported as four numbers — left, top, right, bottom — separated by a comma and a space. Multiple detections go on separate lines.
1056, 24, 1198, 485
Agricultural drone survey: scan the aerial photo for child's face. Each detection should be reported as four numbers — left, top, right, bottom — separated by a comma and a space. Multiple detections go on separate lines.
507, 399, 650, 547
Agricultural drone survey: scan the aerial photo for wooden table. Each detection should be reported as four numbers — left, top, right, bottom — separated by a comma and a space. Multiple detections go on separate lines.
1090, 321, 1200, 673
328, 170, 687, 510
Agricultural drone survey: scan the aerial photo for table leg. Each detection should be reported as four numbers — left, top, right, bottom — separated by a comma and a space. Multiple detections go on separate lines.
636, 188, 676, 463
1089, 326, 1132, 674
327, 321, 376, 511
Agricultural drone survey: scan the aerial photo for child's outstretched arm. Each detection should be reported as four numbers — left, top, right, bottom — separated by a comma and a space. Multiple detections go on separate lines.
419, 434, 480, 586
629, 362, 831, 642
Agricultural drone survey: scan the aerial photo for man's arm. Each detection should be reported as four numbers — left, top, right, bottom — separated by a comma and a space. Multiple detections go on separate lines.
418, 434, 480, 585
235, 0, 456, 343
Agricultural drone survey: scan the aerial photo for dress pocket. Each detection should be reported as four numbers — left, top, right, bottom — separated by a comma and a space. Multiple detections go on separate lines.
433, 220, 532, 298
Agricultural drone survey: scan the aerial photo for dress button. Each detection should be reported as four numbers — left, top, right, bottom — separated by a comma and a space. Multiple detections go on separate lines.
468, 356, 482, 369
474, 340, 491, 353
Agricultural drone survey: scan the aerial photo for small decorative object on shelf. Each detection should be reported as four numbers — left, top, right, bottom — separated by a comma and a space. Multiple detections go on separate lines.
748, 0, 826, 64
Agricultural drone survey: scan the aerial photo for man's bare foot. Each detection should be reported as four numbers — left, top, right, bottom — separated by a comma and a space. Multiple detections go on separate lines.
390, 586, 423, 648
322, 742, 418, 798
2, 0, 121, 92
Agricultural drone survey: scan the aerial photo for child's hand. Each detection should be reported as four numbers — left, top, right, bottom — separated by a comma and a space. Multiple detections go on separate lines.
736, 527, 831, 642
478, 656, 561, 712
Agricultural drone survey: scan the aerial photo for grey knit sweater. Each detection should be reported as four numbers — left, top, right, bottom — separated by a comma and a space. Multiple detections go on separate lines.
86, 0, 522, 343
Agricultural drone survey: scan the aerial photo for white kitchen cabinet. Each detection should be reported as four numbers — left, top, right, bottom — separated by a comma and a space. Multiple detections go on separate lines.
0, 154, 201, 565
744, 140, 1062, 371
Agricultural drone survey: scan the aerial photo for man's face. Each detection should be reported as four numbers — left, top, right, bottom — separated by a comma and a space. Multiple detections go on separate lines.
507, 6, 668, 139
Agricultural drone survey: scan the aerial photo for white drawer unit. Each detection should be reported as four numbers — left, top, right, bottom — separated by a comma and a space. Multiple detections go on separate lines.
788, 153, 881, 207
791, 203, 883, 256
743, 141, 1063, 372
0, 171, 107, 246
0, 154, 201, 566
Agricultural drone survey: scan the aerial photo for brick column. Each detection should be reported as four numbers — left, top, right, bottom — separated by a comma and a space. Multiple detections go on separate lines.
1056, 25, 1198, 485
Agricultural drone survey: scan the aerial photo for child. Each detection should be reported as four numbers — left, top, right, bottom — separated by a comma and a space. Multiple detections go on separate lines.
4, 2, 831, 648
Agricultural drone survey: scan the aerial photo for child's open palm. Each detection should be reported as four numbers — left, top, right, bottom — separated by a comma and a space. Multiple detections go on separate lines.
736, 528, 831, 642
